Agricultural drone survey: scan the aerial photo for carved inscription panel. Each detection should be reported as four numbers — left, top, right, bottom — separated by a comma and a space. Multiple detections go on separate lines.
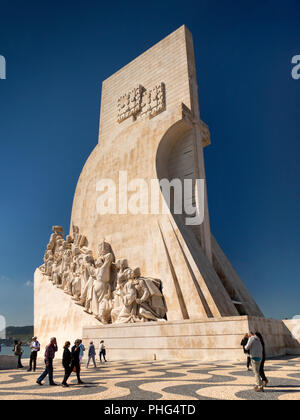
117, 83, 165, 123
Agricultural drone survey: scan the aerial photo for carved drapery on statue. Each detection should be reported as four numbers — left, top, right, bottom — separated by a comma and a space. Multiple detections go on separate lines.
40, 226, 167, 324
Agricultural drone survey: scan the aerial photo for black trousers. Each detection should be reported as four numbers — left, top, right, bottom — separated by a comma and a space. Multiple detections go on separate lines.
63, 361, 81, 383
62, 364, 71, 384
100, 350, 107, 362
247, 356, 251, 368
29, 352, 37, 371
259, 359, 268, 382
17, 354, 23, 368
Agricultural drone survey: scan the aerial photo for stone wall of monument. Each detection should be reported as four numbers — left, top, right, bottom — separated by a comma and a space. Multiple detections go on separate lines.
282, 319, 300, 355
34, 269, 100, 359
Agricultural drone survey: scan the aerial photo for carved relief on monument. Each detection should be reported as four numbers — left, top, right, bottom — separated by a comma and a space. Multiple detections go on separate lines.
140, 83, 166, 118
39, 226, 167, 325
117, 83, 165, 123
117, 85, 143, 123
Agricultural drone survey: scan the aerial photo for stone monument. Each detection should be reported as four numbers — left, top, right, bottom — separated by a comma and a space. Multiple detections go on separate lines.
34, 25, 300, 360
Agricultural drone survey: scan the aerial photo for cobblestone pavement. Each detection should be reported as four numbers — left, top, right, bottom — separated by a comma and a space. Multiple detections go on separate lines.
0, 356, 300, 400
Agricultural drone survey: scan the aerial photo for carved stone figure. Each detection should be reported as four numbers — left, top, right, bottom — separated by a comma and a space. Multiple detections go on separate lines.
111, 274, 125, 323
64, 235, 73, 250
116, 268, 139, 324
43, 246, 54, 275
71, 224, 87, 249
71, 253, 84, 300
112, 258, 126, 288
77, 255, 96, 313
40, 226, 168, 325
62, 249, 72, 273
92, 252, 114, 321
58, 249, 72, 290
134, 275, 167, 322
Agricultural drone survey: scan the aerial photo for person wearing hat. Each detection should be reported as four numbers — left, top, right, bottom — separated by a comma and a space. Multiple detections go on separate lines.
27, 336, 40, 372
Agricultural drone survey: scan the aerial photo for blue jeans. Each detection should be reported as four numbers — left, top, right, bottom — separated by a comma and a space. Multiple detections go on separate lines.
87, 355, 96, 367
17, 354, 23, 368
37, 359, 54, 384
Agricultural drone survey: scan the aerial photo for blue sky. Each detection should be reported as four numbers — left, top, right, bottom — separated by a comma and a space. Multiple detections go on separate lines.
0, 0, 299, 326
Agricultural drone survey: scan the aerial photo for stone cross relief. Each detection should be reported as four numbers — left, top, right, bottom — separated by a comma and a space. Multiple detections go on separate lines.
40, 225, 168, 325
117, 83, 166, 123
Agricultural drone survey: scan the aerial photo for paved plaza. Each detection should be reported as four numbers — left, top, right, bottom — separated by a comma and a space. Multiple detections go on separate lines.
0, 356, 300, 400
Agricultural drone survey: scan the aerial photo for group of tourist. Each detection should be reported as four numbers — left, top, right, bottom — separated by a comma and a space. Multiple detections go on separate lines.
36, 337, 107, 387
12, 331, 270, 392
240, 331, 268, 392
12, 336, 107, 387
12, 336, 41, 370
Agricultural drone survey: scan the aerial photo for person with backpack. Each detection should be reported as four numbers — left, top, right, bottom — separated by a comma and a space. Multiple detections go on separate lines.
13, 340, 23, 368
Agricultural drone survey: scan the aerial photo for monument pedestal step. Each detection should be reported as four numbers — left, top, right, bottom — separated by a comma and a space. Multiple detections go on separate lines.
0, 356, 18, 370
82, 316, 299, 362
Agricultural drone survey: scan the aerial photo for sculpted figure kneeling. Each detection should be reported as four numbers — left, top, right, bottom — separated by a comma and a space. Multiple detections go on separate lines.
116, 269, 139, 324
134, 274, 167, 321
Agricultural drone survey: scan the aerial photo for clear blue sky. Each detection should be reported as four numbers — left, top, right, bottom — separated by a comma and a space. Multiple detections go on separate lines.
0, 0, 299, 326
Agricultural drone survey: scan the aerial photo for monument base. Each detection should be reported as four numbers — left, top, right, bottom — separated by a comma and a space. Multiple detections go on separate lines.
35, 268, 300, 361
82, 316, 300, 362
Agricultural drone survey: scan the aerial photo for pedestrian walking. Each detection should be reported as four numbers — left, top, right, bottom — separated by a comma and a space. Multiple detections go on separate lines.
240, 333, 251, 370
61, 341, 72, 387
14, 340, 23, 368
63, 339, 84, 384
255, 331, 269, 387
36, 337, 58, 386
99, 340, 107, 362
79, 339, 85, 365
87, 341, 97, 368
245, 332, 264, 392
27, 336, 40, 372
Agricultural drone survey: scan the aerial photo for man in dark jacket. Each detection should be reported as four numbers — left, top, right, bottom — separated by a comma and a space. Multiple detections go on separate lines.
61, 341, 72, 387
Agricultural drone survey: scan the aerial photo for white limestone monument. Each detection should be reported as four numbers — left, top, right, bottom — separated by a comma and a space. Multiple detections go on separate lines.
34, 26, 300, 360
